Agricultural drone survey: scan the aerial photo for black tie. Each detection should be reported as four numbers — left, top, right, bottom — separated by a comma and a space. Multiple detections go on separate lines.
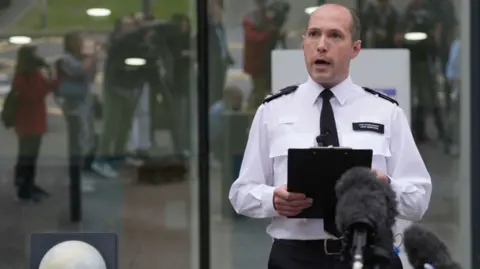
319, 89, 341, 237
320, 89, 339, 147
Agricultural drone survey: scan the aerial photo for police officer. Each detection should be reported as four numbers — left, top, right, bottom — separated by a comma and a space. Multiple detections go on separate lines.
229, 3, 432, 269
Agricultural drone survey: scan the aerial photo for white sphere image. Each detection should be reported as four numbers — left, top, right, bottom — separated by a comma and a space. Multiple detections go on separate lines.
38, 240, 107, 269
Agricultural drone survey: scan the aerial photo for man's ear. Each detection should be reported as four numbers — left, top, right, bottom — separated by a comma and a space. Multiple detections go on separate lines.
351, 40, 362, 59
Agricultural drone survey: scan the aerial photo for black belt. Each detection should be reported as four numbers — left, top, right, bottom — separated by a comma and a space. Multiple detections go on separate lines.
274, 238, 343, 256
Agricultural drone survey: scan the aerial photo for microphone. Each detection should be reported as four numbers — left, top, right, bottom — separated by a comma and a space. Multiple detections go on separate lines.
316, 133, 327, 147
335, 167, 398, 269
404, 224, 462, 269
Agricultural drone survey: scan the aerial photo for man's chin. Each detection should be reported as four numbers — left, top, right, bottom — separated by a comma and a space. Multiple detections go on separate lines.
311, 73, 333, 84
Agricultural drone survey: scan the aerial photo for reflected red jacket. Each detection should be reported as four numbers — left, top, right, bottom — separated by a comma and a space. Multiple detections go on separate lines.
13, 70, 53, 136
242, 12, 276, 76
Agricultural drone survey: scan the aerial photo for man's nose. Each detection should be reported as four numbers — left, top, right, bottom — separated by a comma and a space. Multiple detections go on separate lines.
316, 36, 328, 52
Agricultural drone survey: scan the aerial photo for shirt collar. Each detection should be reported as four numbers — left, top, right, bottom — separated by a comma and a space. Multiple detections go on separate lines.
305, 76, 354, 106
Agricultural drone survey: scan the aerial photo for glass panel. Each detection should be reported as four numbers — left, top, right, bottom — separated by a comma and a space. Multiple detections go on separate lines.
207, 1, 275, 268
456, 0, 472, 266
0, 1, 197, 268
213, 0, 471, 268
366, 0, 468, 266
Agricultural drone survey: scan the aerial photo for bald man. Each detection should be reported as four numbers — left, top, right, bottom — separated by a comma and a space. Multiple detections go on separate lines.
229, 3, 430, 269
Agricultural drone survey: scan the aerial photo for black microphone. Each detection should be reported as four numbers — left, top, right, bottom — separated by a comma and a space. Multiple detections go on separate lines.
404, 224, 462, 269
335, 167, 398, 269
316, 132, 329, 147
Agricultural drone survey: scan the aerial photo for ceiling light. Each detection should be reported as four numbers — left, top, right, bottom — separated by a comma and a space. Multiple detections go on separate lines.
305, 6, 318, 15
8, 36, 32, 44
125, 58, 146, 66
86, 8, 111, 17
404, 32, 427, 41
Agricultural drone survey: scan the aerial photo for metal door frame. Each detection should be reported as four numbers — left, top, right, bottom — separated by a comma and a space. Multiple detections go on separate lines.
196, 0, 211, 269
470, 0, 479, 266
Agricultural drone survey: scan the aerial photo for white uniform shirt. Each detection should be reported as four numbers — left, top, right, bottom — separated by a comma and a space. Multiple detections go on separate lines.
229, 76, 432, 240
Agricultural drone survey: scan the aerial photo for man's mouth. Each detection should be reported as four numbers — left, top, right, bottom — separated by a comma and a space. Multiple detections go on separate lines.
314, 59, 332, 68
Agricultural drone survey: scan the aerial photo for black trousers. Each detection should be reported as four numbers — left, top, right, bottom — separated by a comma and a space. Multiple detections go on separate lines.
97, 87, 140, 160
268, 239, 403, 269
15, 135, 42, 198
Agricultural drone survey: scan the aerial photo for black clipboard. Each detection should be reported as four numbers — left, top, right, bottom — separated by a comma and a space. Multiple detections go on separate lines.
287, 147, 373, 219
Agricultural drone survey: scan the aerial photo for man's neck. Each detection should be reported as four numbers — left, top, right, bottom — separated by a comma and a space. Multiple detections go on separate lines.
317, 75, 349, 89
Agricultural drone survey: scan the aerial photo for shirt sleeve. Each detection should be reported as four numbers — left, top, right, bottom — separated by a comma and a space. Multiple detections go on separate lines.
446, 40, 460, 80
228, 104, 277, 218
61, 54, 85, 78
387, 106, 432, 221
208, 102, 223, 142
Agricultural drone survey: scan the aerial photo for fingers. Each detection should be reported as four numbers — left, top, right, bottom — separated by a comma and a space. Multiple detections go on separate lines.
275, 197, 313, 207
274, 199, 313, 217
275, 208, 301, 217
273, 185, 313, 217
274, 185, 306, 201
371, 168, 389, 183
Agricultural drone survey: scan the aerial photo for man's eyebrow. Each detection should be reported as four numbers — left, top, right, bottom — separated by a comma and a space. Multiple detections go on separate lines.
307, 27, 343, 32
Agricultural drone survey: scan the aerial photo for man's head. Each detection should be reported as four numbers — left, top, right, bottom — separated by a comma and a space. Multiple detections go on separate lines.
302, 4, 361, 87
208, 0, 223, 23
122, 15, 136, 30
134, 12, 145, 23
224, 86, 244, 110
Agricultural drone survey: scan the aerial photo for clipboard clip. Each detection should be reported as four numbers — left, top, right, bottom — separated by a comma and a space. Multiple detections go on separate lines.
314, 134, 352, 149
311, 145, 353, 150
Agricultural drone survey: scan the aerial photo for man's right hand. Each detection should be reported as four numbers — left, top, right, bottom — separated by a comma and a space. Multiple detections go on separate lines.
273, 185, 313, 217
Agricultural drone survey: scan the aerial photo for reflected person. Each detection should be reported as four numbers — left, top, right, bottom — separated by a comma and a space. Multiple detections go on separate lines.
56, 31, 98, 192
12, 45, 54, 202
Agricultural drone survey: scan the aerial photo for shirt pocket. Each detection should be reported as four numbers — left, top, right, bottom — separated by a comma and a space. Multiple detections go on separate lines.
269, 133, 316, 158
341, 132, 391, 157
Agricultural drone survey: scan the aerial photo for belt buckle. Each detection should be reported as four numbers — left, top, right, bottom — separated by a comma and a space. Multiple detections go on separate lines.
323, 238, 341, 256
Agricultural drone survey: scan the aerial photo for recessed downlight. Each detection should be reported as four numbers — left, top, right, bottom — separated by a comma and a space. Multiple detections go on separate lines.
8, 36, 32, 44
86, 8, 111, 17
404, 32, 428, 41
125, 58, 146, 66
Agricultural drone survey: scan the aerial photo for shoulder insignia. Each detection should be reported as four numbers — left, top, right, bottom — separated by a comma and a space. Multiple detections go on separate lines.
362, 87, 399, 106
263, 85, 298, 104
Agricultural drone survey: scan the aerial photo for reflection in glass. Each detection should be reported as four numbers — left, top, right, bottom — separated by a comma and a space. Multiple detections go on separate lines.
210, 0, 469, 268
0, 2, 196, 268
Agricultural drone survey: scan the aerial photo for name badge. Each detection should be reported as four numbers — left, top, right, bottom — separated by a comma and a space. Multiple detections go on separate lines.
352, 122, 384, 134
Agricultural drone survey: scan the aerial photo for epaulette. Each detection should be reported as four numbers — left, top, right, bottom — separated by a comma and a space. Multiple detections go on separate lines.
362, 87, 399, 106
263, 85, 298, 104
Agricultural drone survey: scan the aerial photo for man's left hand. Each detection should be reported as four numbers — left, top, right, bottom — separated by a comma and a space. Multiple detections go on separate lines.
372, 169, 389, 184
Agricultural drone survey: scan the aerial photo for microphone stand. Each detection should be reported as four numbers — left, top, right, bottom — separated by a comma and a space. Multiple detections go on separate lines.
348, 247, 390, 269
363, 227, 395, 269
344, 229, 393, 269
369, 246, 391, 269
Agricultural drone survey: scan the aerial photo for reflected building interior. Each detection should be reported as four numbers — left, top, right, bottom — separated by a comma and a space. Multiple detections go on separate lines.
0, 0, 472, 268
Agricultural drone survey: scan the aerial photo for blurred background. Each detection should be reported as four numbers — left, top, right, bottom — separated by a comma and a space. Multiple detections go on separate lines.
0, 0, 472, 268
